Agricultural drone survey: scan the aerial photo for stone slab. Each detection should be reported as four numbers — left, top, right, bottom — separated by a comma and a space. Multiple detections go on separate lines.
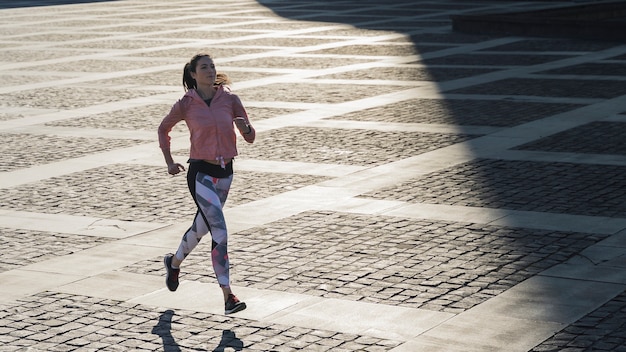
0, 209, 167, 238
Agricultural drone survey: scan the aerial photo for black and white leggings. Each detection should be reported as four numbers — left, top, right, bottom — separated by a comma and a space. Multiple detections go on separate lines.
174, 161, 233, 288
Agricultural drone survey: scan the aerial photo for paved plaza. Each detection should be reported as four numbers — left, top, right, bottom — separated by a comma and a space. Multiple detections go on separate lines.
1, 0, 626, 351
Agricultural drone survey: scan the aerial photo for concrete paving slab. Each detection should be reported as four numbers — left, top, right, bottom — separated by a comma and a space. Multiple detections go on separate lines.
0, 209, 167, 238
491, 210, 626, 235
542, 263, 626, 285
267, 298, 455, 341
393, 317, 564, 352
382, 203, 508, 224
128, 281, 316, 320
465, 276, 626, 324
21, 242, 166, 276
115, 222, 189, 249
327, 197, 407, 215
569, 244, 626, 268
2, 0, 626, 351
56, 271, 163, 301
235, 159, 368, 177
0, 270, 83, 305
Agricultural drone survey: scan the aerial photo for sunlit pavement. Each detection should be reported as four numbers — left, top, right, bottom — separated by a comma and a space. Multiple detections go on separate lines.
1, 1, 626, 351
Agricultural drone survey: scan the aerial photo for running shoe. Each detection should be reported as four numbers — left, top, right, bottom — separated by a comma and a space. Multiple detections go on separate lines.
225, 294, 247, 315
164, 254, 180, 292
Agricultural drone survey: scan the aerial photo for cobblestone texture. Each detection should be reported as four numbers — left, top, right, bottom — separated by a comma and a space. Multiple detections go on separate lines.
319, 66, 496, 82
515, 122, 626, 155
329, 98, 582, 126
448, 78, 626, 99
237, 127, 478, 166
2, 0, 626, 351
0, 292, 402, 352
362, 159, 626, 218
235, 83, 402, 104
125, 211, 606, 314
478, 39, 619, 52
93, 69, 275, 87
1, 133, 149, 172
422, 53, 571, 66
531, 289, 626, 352
224, 56, 375, 70
0, 228, 112, 273
133, 47, 270, 59
312, 43, 446, 56
0, 87, 159, 109
26, 59, 175, 73
45, 105, 299, 130
44, 104, 184, 131
0, 165, 329, 223
539, 63, 626, 76
0, 74, 72, 87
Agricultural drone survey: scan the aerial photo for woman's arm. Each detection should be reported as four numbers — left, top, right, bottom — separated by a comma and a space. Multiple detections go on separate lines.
158, 99, 187, 174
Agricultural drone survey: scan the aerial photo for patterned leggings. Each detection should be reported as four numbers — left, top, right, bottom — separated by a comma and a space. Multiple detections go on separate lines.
174, 169, 233, 287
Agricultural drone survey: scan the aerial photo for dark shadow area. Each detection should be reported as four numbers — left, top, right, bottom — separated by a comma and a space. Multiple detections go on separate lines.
452, 1, 626, 41
212, 330, 244, 352
0, 0, 118, 9
151, 310, 243, 352
253, 1, 626, 350
152, 310, 182, 352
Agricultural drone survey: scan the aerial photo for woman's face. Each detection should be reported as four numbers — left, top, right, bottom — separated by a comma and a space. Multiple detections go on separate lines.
191, 56, 216, 86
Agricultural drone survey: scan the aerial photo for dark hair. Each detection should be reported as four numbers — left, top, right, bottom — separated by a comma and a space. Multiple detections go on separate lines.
182, 54, 232, 91
182, 53, 211, 91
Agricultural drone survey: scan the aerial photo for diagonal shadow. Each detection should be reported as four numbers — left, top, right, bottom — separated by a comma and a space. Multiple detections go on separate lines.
152, 309, 182, 352
252, 0, 625, 349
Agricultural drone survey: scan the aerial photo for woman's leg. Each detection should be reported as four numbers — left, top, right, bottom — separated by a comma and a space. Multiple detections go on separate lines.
174, 172, 233, 287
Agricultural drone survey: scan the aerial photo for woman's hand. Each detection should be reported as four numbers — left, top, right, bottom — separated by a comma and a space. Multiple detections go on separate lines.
234, 117, 251, 134
167, 162, 185, 175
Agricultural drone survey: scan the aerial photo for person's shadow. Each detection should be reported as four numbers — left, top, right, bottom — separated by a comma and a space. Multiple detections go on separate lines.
152, 310, 243, 352
212, 330, 244, 352
152, 310, 181, 352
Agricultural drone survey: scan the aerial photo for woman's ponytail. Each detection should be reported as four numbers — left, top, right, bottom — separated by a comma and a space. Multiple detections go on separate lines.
182, 62, 196, 92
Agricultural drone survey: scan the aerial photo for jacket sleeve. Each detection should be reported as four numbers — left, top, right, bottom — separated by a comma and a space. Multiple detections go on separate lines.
158, 98, 186, 150
232, 94, 255, 143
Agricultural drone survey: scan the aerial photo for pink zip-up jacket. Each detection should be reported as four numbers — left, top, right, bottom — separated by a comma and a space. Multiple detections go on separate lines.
158, 85, 255, 163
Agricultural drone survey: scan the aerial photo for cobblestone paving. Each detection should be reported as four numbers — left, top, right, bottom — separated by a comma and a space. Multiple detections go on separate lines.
235, 83, 402, 104
44, 104, 183, 131
448, 78, 626, 99
422, 53, 572, 66
0, 87, 159, 109
0, 228, 113, 273
312, 43, 446, 56
0, 292, 402, 352
44, 105, 296, 130
531, 289, 626, 352
515, 122, 626, 155
26, 59, 176, 73
126, 211, 607, 314
1, 134, 149, 172
0, 165, 329, 223
93, 70, 275, 87
362, 159, 626, 218
477, 39, 620, 52
319, 66, 497, 82
237, 127, 479, 166
2, 0, 626, 351
329, 99, 582, 126
538, 63, 626, 76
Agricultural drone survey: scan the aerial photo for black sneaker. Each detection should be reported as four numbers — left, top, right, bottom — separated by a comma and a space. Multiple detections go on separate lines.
164, 254, 180, 292
225, 294, 246, 315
